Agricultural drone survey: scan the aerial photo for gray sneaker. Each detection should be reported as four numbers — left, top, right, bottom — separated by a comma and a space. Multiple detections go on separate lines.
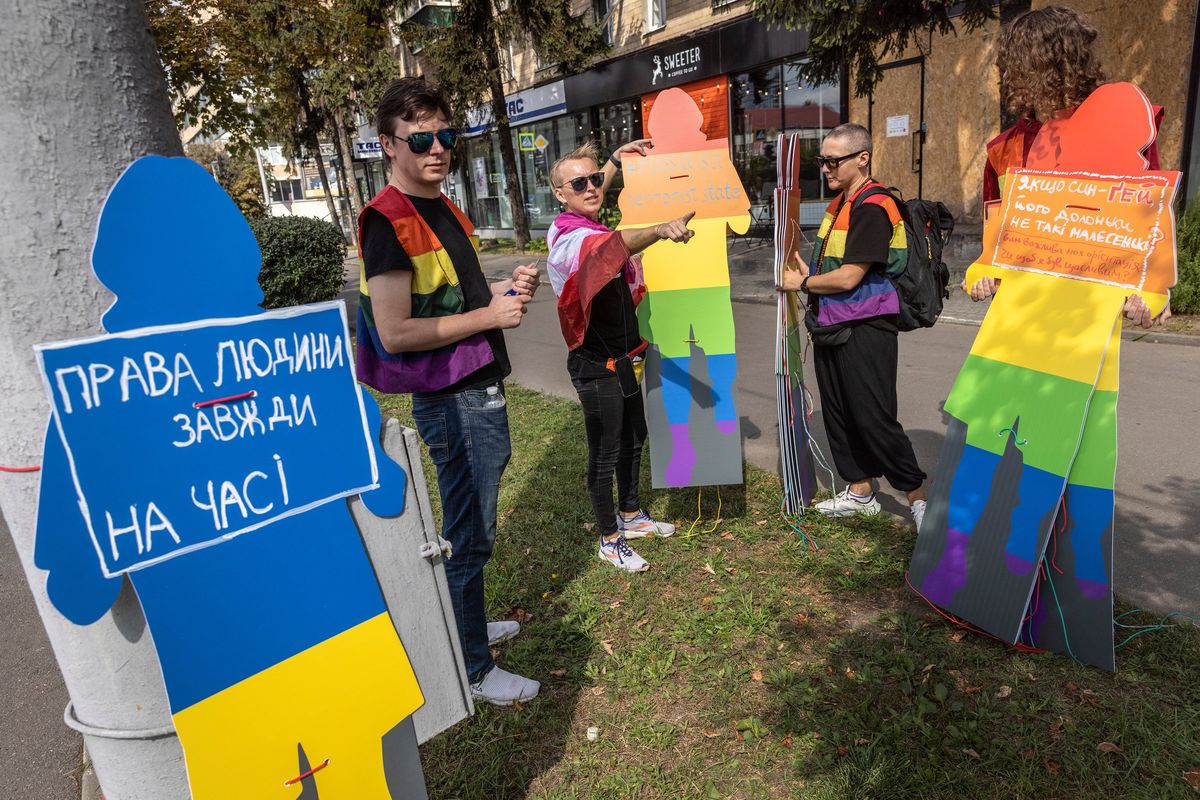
487, 620, 520, 646
814, 488, 881, 517
470, 666, 540, 706
616, 509, 676, 539
599, 535, 650, 572
911, 500, 927, 532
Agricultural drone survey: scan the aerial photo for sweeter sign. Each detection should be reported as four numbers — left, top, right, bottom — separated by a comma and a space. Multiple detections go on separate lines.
992, 169, 1179, 289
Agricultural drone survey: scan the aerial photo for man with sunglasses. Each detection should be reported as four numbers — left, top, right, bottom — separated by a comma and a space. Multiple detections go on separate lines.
777, 123, 927, 530
357, 77, 541, 707
546, 140, 696, 573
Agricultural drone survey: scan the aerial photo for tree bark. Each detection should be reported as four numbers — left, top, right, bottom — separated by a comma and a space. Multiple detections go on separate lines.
330, 107, 360, 246
483, 35, 530, 248
0, 2, 189, 797
307, 126, 346, 242
335, 106, 366, 217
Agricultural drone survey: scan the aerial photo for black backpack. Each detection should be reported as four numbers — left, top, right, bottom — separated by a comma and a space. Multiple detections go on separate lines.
852, 187, 954, 331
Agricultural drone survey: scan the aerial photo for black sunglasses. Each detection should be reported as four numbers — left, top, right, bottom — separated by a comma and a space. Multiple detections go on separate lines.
814, 150, 866, 170
558, 171, 605, 193
388, 128, 458, 154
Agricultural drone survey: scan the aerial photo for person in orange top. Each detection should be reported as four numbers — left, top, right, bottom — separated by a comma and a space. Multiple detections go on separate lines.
969, 5, 1168, 328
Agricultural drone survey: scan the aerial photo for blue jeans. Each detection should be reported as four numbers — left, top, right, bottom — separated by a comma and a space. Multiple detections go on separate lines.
411, 384, 512, 684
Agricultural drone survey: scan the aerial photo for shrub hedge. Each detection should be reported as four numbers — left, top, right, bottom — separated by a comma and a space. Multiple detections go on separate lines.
249, 216, 347, 309
1174, 196, 1200, 314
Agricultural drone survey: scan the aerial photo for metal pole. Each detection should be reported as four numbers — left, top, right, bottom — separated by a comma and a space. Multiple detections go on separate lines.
0, 2, 189, 798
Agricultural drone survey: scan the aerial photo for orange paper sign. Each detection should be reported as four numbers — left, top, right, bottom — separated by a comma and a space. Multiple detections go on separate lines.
992, 169, 1178, 290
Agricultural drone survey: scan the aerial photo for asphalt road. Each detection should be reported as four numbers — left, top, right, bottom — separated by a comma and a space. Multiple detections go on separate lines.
502, 288, 1200, 618
0, 516, 82, 800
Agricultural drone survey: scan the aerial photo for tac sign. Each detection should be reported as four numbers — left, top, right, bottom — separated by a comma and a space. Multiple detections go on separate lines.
36, 302, 378, 577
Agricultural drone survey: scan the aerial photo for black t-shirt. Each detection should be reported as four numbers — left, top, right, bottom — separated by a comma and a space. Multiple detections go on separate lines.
361, 197, 511, 395
815, 199, 898, 334
581, 273, 641, 359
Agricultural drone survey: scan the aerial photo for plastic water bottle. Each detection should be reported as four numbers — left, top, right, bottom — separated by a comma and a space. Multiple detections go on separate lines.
483, 384, 505, 409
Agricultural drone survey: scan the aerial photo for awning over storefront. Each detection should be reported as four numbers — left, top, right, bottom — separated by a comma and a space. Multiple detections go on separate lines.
463, 80, 568, 137
564, 15, 810, 110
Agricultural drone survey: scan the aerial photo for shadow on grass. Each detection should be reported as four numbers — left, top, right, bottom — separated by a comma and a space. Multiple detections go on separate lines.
764, 595, 1200, 800
415, 391, 599, 800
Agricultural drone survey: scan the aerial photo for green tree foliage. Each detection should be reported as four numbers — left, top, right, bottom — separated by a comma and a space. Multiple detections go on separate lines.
750, 0, 996, 97
250, 216, 347, 308
411, 0, 609, 247
1173, 196, 1200, 314
147, 0, 400, 240
185, 142, 268, 219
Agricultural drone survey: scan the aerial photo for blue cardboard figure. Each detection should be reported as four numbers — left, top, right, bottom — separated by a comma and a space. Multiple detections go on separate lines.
34, 157, 424, 798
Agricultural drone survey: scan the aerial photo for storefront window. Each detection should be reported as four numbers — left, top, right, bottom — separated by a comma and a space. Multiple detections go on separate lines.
510, 111, 591, 229
463, 132, 512, 230
731, 66, 783, 215
733, 63, 843, 227
783, 60, 841, 221
594, 100, 642, 224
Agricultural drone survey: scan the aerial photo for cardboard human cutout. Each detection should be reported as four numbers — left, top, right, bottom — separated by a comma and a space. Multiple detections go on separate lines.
618, 88, 751, 487
908, 84, 1178, 670
773, 133, 819, 513
34, 156, 424, 796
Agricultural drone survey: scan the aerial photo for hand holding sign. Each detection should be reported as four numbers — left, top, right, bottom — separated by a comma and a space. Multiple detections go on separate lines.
654, 210, 696, 243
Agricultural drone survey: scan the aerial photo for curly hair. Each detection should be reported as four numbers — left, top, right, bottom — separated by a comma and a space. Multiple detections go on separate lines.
999, 6, 1106, 121
550, 140, 601, 187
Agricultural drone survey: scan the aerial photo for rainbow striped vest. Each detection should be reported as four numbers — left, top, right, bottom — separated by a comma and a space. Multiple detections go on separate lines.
808, 181, 906, 331
355, 186, 495, 394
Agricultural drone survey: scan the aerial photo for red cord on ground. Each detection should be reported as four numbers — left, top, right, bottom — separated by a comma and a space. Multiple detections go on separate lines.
904, 571, 1047, 654
0, 465, 41, 473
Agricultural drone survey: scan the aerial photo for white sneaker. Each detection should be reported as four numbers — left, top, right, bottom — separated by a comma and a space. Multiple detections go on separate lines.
814, 487, 881, 517
911, 500, 927, 532
470, 666, 540, 706
599, 535, 650, 572
487, 620, 520, 646
616, 509, 676, 538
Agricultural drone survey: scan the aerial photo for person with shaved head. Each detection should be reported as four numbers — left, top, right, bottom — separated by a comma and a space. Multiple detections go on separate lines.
778, 123, 928, 529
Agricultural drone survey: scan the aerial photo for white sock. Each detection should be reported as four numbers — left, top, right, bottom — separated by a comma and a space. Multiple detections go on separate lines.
848, 489, 874, 502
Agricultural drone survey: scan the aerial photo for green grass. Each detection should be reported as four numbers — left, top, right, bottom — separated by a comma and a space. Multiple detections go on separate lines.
374, 385, 1200, 800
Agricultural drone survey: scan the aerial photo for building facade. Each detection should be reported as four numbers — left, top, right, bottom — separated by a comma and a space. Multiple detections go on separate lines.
388, 0, 1199, 237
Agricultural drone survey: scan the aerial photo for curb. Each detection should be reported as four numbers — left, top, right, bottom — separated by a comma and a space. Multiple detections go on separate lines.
81, 763, 101, 800
482, 266, 1200, 349
937, 314, 1200, 347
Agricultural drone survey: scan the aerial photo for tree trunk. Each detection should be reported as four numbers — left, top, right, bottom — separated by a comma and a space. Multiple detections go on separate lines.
308, 128, 347, 242
0, 2, 189, 798
335, 106, 366, 218
483, 39, 530, 248
329, 111, 358, 246
332, 141, 357, 246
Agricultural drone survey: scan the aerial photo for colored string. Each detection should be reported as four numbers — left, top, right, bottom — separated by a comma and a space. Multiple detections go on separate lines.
284, 758, 329, 786
0, 465, 41, 473
779, 497, 819, 551
904, 571, 1047, 654
678, 486, 723, 540
997, 427, 1028, 446
1040, 554, 1080, 663
1113, 610, 1198, 649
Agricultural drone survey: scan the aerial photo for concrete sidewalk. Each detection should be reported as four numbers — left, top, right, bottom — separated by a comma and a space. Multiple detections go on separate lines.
474, 235, 1197, 347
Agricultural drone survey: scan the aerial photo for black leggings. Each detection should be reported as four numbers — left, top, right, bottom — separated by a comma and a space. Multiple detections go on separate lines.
569, 351, 647, 536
